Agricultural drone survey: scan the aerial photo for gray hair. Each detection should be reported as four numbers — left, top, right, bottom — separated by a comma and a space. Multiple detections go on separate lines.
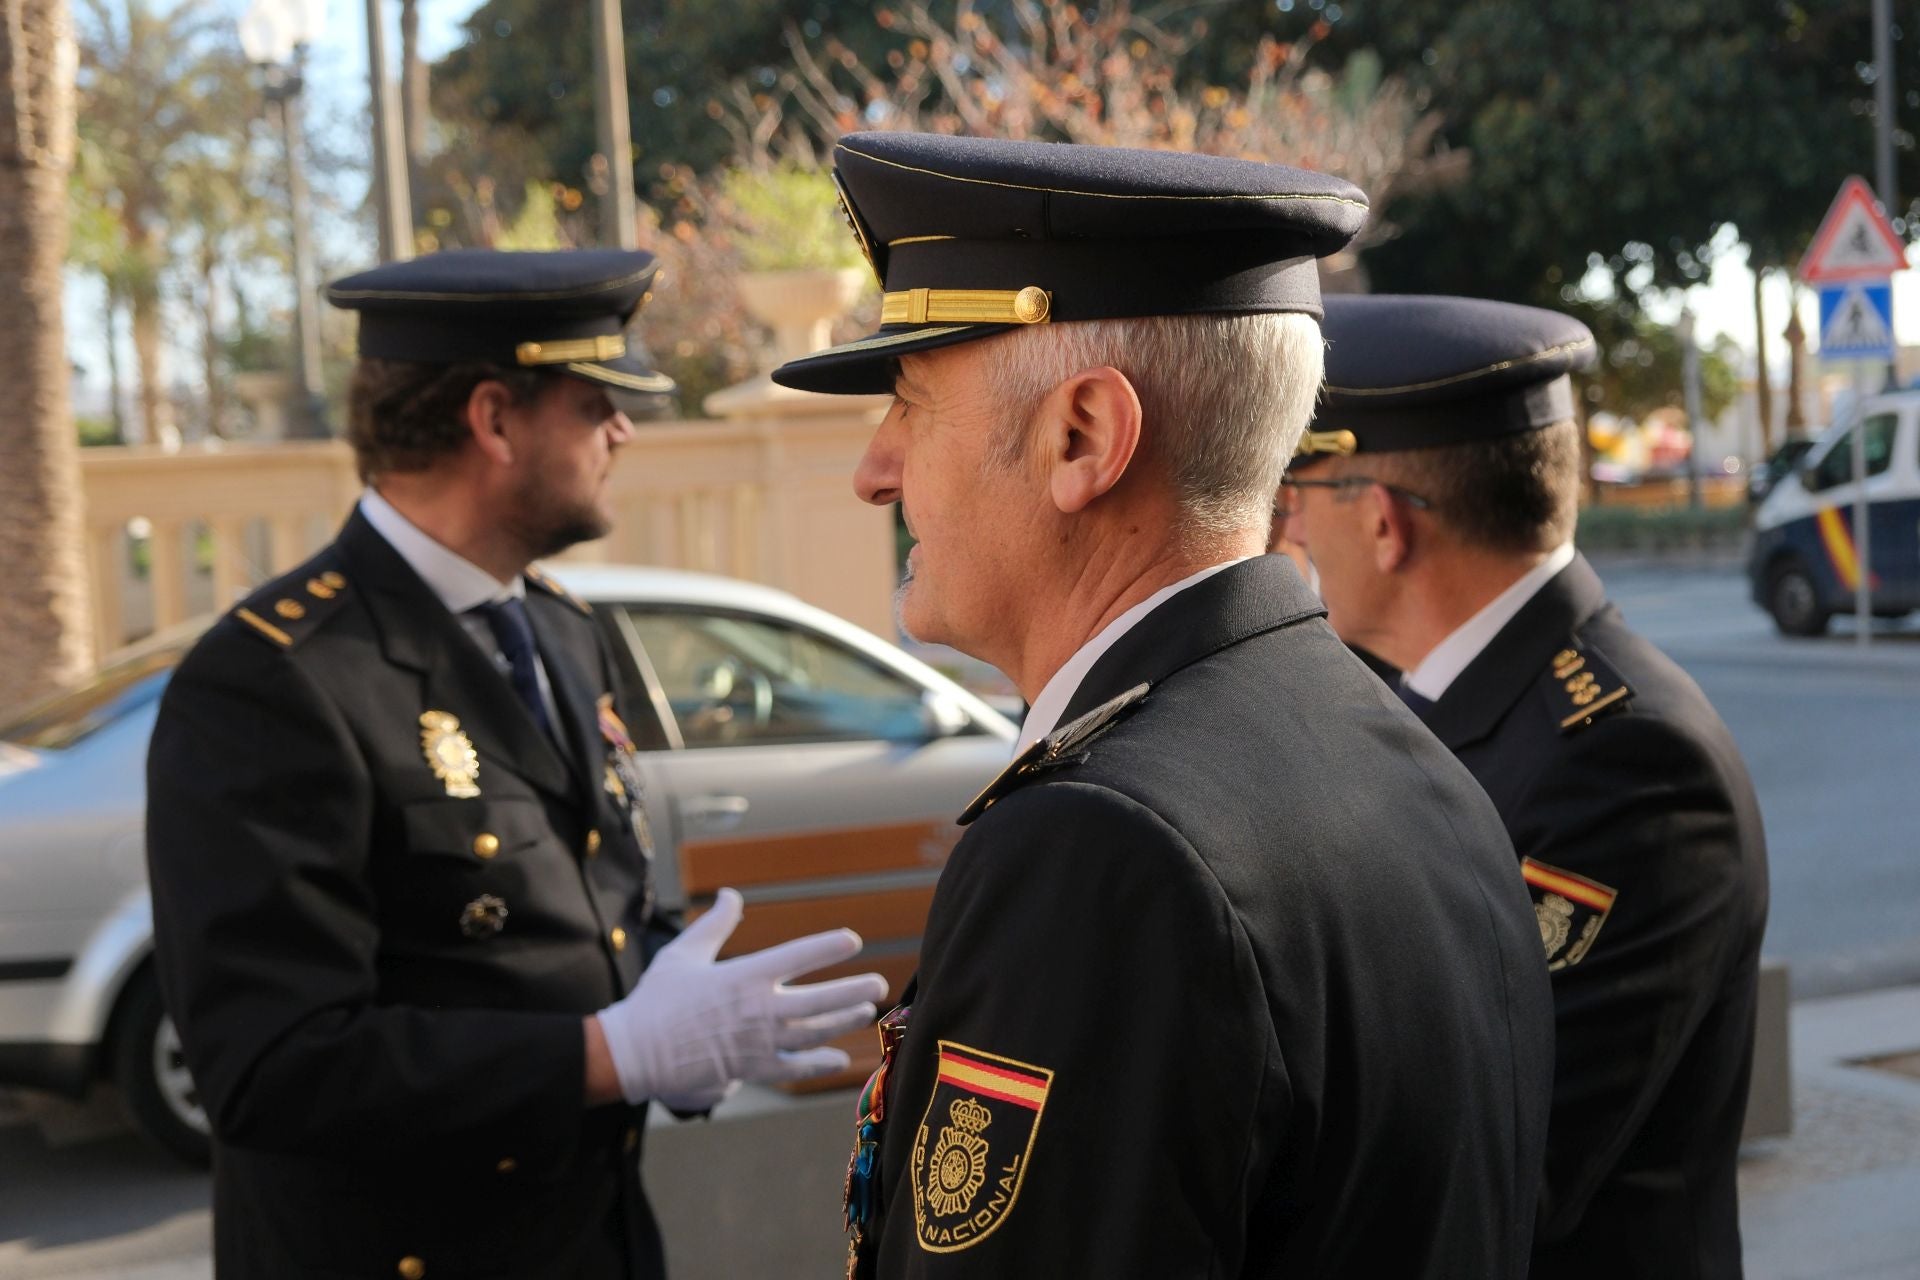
974, 312, 1324, 538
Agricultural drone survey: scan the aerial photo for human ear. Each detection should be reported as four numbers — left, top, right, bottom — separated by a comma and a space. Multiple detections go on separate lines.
1370, 483, 1416, 573
463, 381, 518, 467
1043, 366, 1142, 515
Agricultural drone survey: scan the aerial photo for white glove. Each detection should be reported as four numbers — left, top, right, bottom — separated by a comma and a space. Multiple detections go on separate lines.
596, 887, 889, 1108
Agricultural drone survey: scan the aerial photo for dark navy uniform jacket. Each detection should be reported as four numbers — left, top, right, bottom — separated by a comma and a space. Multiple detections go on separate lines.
147, 510, 665, 1279
1409, 553, 1769, 1279
854, 555, 1555, 1278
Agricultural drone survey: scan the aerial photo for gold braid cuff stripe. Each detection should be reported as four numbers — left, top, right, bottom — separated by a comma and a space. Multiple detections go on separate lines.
517, 334, 627, 365
881, 286, 1052, 326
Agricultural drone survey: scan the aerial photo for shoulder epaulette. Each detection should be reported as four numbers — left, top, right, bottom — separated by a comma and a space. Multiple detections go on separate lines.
526, 565, 592, 615
957, 682, 1149, 825
1542, 641, 1633, 735
229, 560, 353, 650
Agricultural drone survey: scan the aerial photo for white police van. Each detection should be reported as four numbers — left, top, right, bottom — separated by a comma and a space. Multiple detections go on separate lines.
1748, 389, 1920, 635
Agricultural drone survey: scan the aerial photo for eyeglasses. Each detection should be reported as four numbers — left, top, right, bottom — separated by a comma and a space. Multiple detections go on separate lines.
1275, 474, 1433, 517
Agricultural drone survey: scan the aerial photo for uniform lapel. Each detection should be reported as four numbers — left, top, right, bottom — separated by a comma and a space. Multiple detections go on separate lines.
1059, 555, 1327, 724
336, 511, 577, 800
1419, 553, 1609, 751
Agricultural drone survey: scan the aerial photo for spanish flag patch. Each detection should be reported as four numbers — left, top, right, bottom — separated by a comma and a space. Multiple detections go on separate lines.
1521, 857, 1618, 971
910, 1042, 1053, 1253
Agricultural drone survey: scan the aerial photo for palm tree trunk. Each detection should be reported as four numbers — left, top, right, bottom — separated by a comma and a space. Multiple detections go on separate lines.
104, 280, 126, 443
128, 255, 168, 445
400, 0, 426, 225
199, 243, 226, 438
0, 0, 95, 707
1752, 267, 1774, 457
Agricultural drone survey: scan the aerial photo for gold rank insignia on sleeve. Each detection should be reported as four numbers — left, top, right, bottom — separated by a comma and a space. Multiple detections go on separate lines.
1543, 642, 1633, 734
957, 683, 1149, 825
1521, 857, 1618, 970
910, 1041, 1053, 1254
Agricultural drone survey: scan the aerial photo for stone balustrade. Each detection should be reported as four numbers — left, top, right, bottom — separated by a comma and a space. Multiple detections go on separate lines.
76, 397, 898, 662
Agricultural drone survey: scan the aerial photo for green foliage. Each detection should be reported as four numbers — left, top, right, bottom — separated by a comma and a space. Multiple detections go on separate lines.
1574, 303, 1740, 424
492, 180, 568, 250
1576, 503, 1749, 554
1263, 0, 1920, 298
718, 167, 865, 271
76, 416, 123, 447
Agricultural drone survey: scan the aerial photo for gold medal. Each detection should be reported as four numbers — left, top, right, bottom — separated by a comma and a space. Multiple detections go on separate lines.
420, 710, 480, 798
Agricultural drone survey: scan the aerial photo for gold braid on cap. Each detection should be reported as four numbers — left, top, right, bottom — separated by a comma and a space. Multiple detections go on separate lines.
880, 286, 1052, 326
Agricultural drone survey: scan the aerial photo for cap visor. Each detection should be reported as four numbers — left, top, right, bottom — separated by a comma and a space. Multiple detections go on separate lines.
772, 323, 1014, 394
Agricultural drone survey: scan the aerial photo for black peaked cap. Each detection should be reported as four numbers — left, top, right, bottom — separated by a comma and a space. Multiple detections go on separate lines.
771, 132, 1370, 395
1299, 294, 1597, 458
326, 248, 673, 399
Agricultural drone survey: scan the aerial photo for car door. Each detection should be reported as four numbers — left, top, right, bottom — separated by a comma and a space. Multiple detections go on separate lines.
1797, 410, 1909, 611
595, 600, 1014, 1070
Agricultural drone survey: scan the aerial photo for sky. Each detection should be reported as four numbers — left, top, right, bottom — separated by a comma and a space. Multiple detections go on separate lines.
67, 0, 1911, 417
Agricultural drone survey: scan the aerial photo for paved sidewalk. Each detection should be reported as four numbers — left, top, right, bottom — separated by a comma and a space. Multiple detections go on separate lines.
4, 987, 1919, 1278
1740, 984, 1920, 1279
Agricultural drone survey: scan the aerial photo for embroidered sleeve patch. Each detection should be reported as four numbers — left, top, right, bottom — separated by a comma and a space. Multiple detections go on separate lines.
1522, 857, 1618, 971
911, 1042, 1053, 1253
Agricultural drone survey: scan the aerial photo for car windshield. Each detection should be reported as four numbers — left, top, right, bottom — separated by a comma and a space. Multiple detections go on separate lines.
0, 628, 197, 751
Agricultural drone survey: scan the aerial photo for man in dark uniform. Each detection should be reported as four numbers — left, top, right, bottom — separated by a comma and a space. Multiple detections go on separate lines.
146, 249, 887, 1279
1281, 294, 1770, 1278
769, 133, 1556, 1278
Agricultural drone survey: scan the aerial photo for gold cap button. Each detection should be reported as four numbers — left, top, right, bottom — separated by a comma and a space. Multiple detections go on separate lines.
496, 1156, 517, 1174
472, 833, 500, 859
624, 1126, 639, 1152
610, 927, 628, 952
398, 1258, 426, 1280
585, 829, 602, 857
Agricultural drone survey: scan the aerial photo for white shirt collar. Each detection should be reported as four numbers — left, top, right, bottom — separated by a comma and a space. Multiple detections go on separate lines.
1402, 542, 1575, 702
358, 488, 524, 616
1015, 559, 1247, 754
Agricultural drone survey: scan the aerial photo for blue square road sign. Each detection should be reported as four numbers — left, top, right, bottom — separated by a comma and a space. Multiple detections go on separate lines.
1818, 281, 1896, 361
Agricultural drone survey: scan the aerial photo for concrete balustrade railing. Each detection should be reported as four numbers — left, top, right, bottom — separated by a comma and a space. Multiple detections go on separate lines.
76, 397, 898, 661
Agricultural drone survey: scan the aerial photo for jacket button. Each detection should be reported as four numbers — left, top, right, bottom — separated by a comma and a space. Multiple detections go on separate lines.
472, 833, 500, 859
397, 1258, 426, 1280
496, 1156, 517, 1174
610, 927, 628, 952
624, 1126, 639, 1152
585, 829, 602, 858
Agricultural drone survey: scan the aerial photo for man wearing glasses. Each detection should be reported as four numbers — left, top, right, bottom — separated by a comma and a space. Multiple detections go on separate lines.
1281, 294, 1769, 1280
772, 134, 1555, 1279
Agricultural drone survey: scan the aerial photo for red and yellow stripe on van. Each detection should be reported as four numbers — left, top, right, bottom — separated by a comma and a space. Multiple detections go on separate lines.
1816, 506, 1881, 592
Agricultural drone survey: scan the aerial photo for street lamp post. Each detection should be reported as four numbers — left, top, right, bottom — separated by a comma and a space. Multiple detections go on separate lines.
1677, 307, 1704, 511
239, 0, 329, 439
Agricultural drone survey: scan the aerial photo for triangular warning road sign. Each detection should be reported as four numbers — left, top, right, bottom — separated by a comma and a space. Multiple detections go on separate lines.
1800, 176, 1908, 283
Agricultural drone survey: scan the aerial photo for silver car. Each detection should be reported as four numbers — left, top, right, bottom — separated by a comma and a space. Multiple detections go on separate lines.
0, 565, 1016, 1163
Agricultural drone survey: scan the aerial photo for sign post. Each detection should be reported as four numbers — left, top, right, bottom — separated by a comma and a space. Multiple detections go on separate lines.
1799, 176, 1909, 646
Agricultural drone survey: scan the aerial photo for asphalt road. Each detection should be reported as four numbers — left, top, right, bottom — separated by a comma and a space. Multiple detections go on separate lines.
1593, 555, 1920, 999
3, 555, 1915, 1278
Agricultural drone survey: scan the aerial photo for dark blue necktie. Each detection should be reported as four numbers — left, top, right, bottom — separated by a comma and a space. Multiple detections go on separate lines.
472, 598, 553, 737
1396, 679, 1435, 716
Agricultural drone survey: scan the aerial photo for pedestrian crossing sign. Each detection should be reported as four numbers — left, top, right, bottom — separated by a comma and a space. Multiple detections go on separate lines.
1817, 281, 1896, 361
1799, 176, 1908, 284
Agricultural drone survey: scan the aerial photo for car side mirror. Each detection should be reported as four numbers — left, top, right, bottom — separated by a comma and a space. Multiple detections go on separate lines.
921, 689, 973, 739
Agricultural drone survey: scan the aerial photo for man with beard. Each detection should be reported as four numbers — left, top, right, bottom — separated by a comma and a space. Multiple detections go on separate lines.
146, 249, 888, 1279
1279, 294, 1769, 1278
771, 133, 1555, 1278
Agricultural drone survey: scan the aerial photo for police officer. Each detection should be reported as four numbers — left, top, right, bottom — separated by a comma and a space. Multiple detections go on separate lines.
771, 134, 1555, 1278
1281, 294, 1770, 1278
146, 248, 888, 1279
